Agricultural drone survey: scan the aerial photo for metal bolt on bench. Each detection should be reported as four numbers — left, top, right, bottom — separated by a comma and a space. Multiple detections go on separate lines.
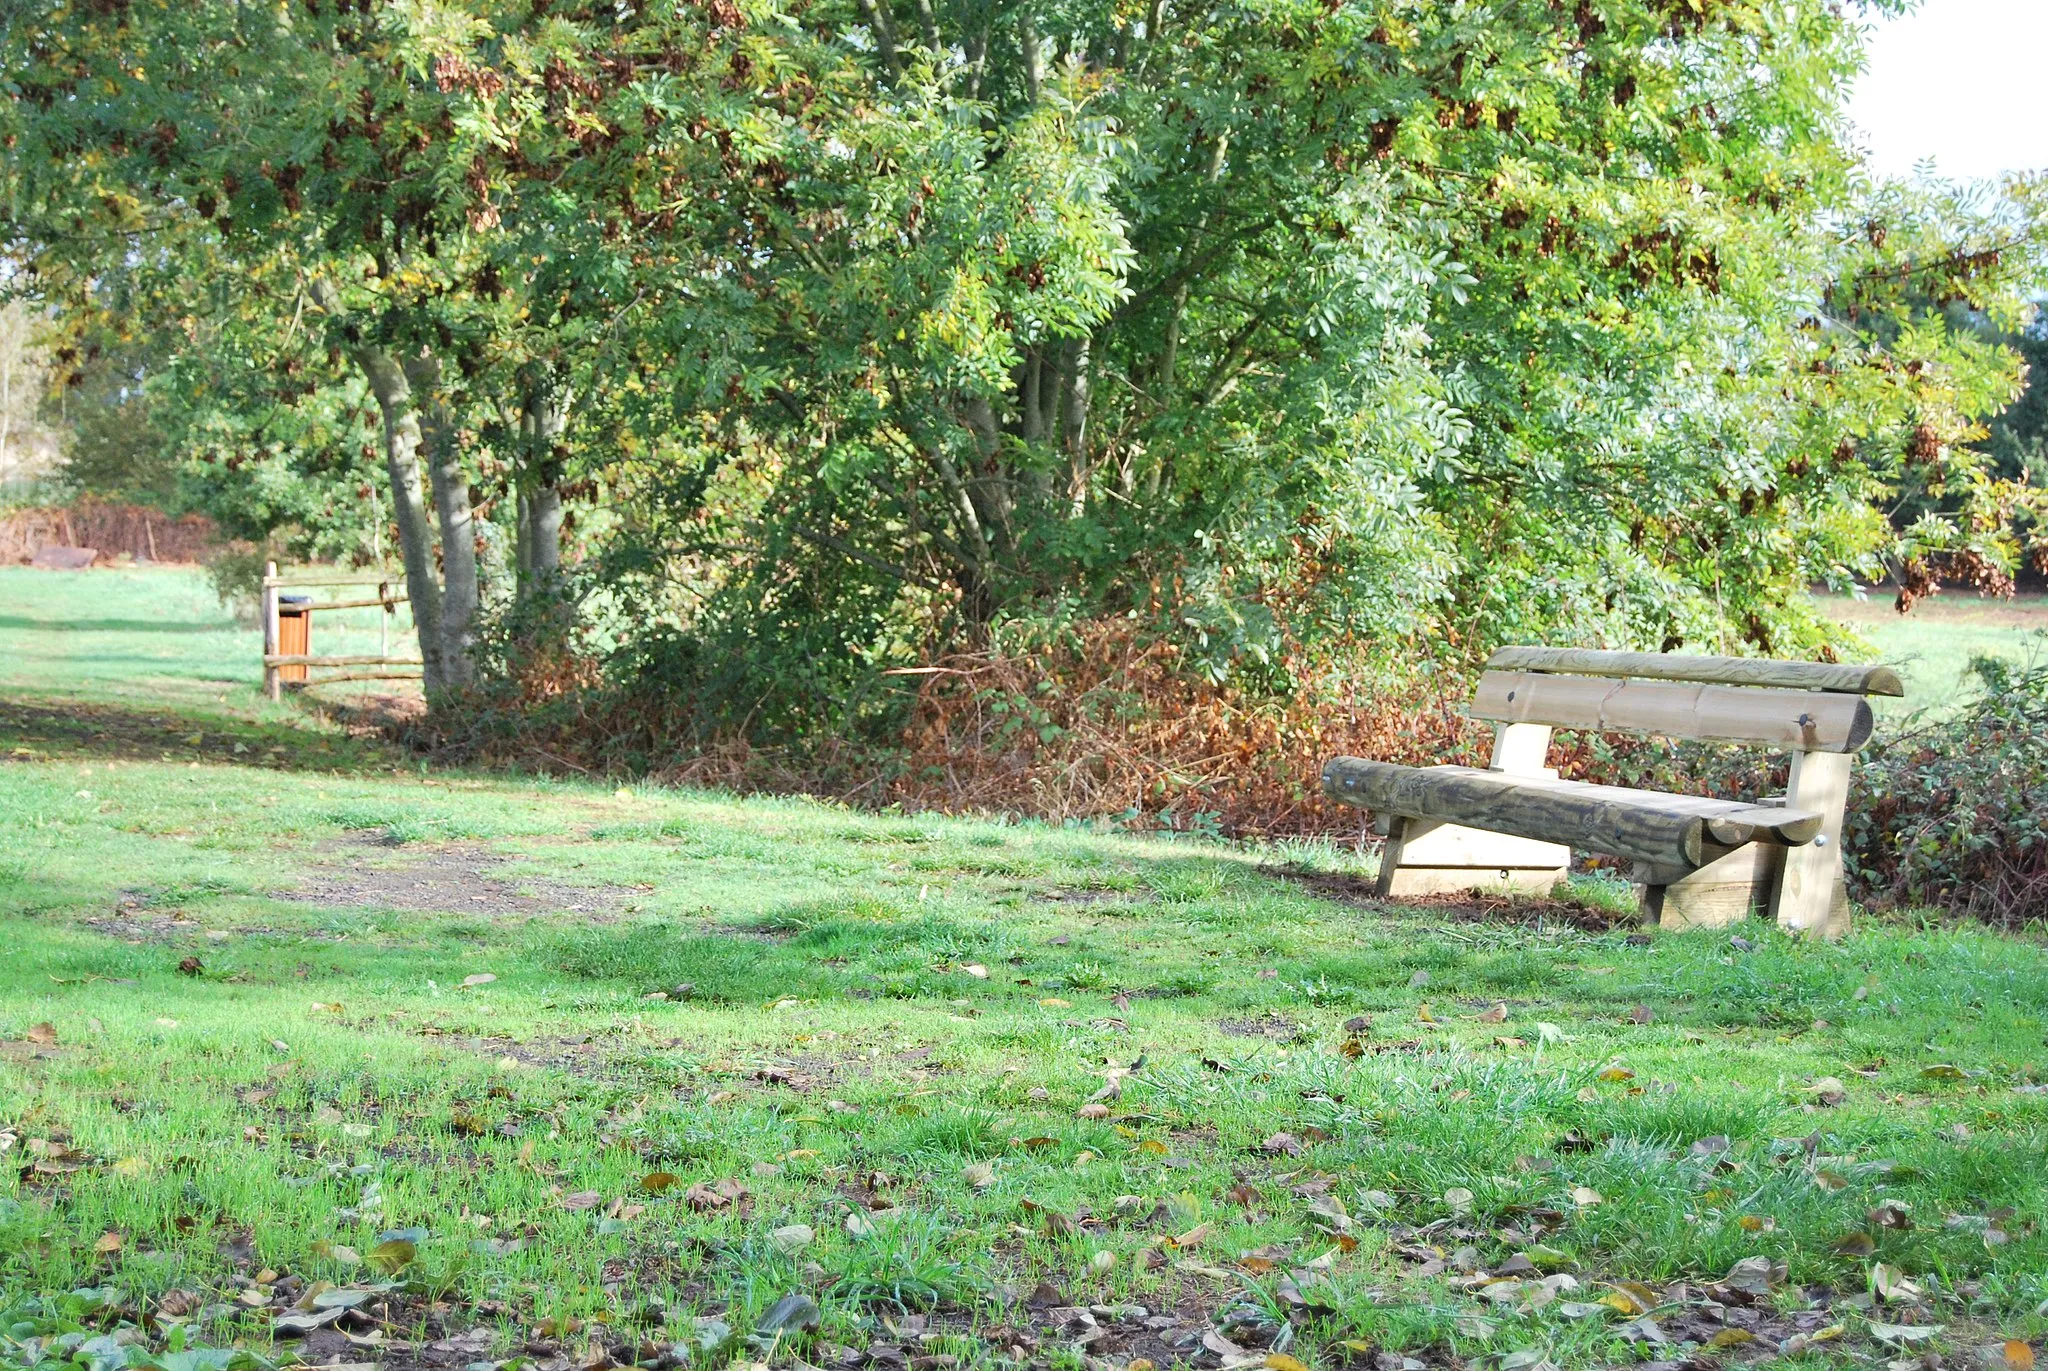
1321, 647, 1905, 937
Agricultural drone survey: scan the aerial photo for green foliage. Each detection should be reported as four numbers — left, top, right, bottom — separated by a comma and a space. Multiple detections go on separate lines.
1845, 650, 2048, 923
4, 0, 2047, 733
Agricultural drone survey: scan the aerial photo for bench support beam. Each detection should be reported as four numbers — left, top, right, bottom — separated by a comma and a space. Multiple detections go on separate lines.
1374, 723, 1570, 899
1638, 842, 1780, 929
1771, 750, 1852, 937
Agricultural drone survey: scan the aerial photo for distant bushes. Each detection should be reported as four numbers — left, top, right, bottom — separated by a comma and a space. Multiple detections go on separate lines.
0, 499, 215, 564
439, 607, 2045, 924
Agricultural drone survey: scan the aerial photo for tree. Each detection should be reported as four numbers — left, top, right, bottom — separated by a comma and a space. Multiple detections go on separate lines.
6, 0, 2043, 745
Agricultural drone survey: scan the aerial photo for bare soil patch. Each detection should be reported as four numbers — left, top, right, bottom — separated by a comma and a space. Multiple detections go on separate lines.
274, 841, 622, 916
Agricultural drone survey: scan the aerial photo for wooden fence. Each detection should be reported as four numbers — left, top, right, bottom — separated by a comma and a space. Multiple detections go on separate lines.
260, 560, 421, 699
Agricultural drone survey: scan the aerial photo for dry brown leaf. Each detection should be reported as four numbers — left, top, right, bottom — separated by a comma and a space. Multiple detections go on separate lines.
2002, 1340, 2035, 1371
25, 1022, 57, 1046
561, 1190, 604, 1211
685, 1178, 751, 1212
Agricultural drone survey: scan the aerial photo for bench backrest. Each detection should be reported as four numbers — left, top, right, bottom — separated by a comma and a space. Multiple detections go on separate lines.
1474, 647, 1903, 755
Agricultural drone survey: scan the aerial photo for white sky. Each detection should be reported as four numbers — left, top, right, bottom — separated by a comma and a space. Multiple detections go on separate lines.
1843, 0, 2048, 183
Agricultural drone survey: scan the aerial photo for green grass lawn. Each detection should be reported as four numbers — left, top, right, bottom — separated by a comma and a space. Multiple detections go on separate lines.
1814, 588, 2048, 716
3, 569, 2046, 1371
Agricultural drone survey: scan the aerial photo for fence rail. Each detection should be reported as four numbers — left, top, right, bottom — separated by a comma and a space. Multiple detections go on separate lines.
260, 560, 420, 698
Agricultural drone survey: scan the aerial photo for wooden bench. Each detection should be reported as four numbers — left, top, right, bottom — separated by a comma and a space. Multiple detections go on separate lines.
1320, 647, 1904, 936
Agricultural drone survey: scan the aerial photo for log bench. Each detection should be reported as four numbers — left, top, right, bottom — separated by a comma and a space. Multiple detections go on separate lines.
1320, 647, 1904, 936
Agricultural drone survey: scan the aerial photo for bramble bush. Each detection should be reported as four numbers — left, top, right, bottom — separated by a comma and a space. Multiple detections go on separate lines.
1844, 653, 2048, 926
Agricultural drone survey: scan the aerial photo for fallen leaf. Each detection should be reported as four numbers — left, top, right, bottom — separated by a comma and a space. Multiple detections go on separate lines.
1628, 1004, 1654, 1025
1920, 1063, 1968, 1082
1722, 1255, 1786, 1297
462, 973, 497, 988
176, 957, 204, 976
1871, 1262, 1923, 1303
1869, 1322, 1943, 1345
961, 1161, 996, 1190
686, 1179, 751, 1212
1708, 1329, 1755, 1349
962, 964, 989, 979
274, 1308, 348, 1335
2002, 1340, 2035, 1371
1596, 1065, 1634, 1083
642, 1171, 680, 1193
365, 1238, 416, 1274
1039, 998, 1071, 1008
561, 1190, 605, 1212
93, 1231, 124, 1255
1806, 1076, 1848, 1106
1261, 1132, 1303, 1157
1570, 1186, 1603, 1207
755, 1293, 821, 1338
1077, 1103, 1112, 1120
1442, 1186, 1474, 1215
769, 1223, 813, 1255
25, 1022, 57, 1045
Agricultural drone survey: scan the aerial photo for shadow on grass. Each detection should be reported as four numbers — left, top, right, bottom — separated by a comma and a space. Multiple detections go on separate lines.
1273, 863, 1639, 933
0, 697, 402, 772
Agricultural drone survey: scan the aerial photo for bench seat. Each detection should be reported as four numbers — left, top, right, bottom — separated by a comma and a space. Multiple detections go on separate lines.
1321, 759, 1822, 870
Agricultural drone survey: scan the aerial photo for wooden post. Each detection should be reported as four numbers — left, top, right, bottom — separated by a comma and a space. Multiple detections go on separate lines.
261, 561, 281, 701
1773, 750, 1853, 937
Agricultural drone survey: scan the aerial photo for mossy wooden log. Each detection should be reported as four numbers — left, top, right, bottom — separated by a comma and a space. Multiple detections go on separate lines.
1321, 758, 1822, 870
1486, 646, 1903, 697
1472, 672, 1874, 752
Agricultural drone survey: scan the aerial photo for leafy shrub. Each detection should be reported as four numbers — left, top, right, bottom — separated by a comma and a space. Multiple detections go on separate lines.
1844, 655, 2048, 925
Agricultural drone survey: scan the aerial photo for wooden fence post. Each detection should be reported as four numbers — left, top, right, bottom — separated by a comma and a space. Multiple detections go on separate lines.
261, 560, 281, 701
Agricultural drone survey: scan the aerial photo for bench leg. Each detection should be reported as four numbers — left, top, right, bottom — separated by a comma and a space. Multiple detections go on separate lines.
1638, 843, 1779, 930
1771, 751, 1852, 938
1372, 722, 1569, 899
1375, 815, 1570, 896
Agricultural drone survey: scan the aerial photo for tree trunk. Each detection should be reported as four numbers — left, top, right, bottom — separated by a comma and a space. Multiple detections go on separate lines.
516, 365, 571, 605
351, 344, 447, 694
404, 351, 478, 688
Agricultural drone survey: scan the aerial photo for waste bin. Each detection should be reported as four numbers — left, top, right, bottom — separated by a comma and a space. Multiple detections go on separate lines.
277, 595, 312, 684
